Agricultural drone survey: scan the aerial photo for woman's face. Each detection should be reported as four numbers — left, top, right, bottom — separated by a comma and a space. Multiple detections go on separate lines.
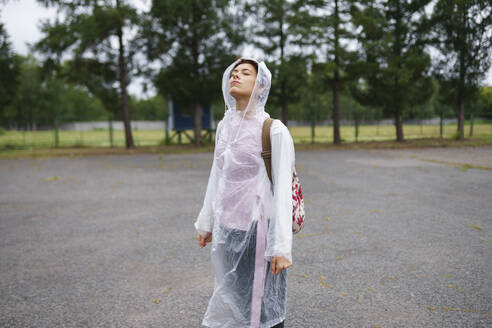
229, 63, 257, 101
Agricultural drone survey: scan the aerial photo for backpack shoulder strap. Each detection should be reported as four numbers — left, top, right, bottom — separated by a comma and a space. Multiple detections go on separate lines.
261, 118, 274, 184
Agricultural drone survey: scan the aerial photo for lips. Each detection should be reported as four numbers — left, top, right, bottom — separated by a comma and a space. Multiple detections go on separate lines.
231, 81, 240, 86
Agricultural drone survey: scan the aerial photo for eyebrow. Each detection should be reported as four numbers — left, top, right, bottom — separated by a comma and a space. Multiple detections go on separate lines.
231, 68, 252, 73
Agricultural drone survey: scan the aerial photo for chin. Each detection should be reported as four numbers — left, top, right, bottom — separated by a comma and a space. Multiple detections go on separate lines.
229, 89, 241, 99
230, 89, 251, 99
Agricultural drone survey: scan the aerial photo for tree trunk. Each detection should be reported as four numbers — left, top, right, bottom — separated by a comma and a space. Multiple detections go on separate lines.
194, 103, 203, 146
54, 116, 59, 148
108, 114, 114, 147
458, 96, 465, 139
281, 79, 288, 125
190, 2, 203, 145
439, 111, 443, 138
395, 108, 404, 142
456, 2, 467, 140
469, 113, 474, 137
332, 0, 341, 145
311, 119, 315, 144
332, 70, 341, 144
279, 12, 288, 126
116, 0, 134, 149
393, 0, 404, 142
355, 118, 359, 142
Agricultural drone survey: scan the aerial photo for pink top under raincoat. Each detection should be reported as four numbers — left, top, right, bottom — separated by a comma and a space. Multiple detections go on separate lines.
194, 57, 295, 328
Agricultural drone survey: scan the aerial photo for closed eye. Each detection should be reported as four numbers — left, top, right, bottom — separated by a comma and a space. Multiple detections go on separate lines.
230, 68, 253, 77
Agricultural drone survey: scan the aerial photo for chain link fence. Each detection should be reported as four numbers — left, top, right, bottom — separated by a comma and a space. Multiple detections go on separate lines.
1, 119, 491, 150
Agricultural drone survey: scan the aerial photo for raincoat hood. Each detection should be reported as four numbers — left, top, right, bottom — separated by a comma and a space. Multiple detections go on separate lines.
221, 57, 272, 142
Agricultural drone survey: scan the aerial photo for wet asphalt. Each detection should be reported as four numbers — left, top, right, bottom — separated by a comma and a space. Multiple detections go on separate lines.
0, 146, 491, 327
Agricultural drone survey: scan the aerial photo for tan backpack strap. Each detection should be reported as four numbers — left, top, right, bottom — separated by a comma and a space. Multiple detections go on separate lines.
261, 118, 274, 184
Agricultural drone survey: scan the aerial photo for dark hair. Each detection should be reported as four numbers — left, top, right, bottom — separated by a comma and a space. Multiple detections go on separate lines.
231, 59, 258, 75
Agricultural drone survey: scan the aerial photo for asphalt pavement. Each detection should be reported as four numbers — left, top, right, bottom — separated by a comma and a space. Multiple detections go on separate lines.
0, 146, 491, 327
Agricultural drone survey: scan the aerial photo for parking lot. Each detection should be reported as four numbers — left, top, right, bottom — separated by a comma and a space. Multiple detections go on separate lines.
1, 146, 491, 327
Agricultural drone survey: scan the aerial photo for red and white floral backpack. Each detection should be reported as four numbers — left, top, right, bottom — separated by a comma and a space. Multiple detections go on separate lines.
261, 118, 305, 234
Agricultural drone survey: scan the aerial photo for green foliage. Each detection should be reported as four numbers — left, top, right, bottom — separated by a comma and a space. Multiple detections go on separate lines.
246, 0, 311, 122
406, 102, 436, 121
59, 58, 121, 116
1, 54, 107, 128
130, 95, 168, 120
3, 55, 45, 128
145, 0, 244, 117
292, 0, 358, 86
210, 99, 228, 122
431, 77, 456, 119
430, 0, 491, 87
268, 55, 309, 113
429, 0, 492, 137
2, 0, 489, 138
472, 86, 492, 119
33, 0, 145, 148
246, 0, 299, 55
340, 93, 364, 122
0, 22, 22, 125
291, 61, 331, 123
349, 0, 435, 140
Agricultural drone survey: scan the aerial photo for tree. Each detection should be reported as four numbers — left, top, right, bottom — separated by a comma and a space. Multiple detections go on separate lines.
246, 0, 306, 125
430, 78, 457, 138
0, 22, 21, 126
293, 62, 332, 143
4, 55, 106, 135
143, 0, 244, 146
292, 0, 359, 144
266, 54, 308, 122
34, 0, 143, 148
349, 0, 434, 142
57, 58, 122, 122
429, 0, 492, 139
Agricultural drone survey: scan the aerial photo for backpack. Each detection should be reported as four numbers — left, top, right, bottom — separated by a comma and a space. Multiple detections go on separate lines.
261, 118, 305, 234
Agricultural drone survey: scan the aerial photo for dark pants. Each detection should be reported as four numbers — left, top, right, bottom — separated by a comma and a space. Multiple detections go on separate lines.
271, 320, 285, 328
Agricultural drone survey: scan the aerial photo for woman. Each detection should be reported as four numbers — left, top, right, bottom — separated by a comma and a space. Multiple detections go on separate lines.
194, 57, 296, 328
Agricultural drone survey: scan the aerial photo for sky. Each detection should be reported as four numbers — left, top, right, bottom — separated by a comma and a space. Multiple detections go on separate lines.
1, 0, 491, 99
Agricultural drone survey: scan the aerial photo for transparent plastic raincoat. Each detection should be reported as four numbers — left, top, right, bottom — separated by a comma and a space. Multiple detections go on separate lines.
194, 57, 295, 328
